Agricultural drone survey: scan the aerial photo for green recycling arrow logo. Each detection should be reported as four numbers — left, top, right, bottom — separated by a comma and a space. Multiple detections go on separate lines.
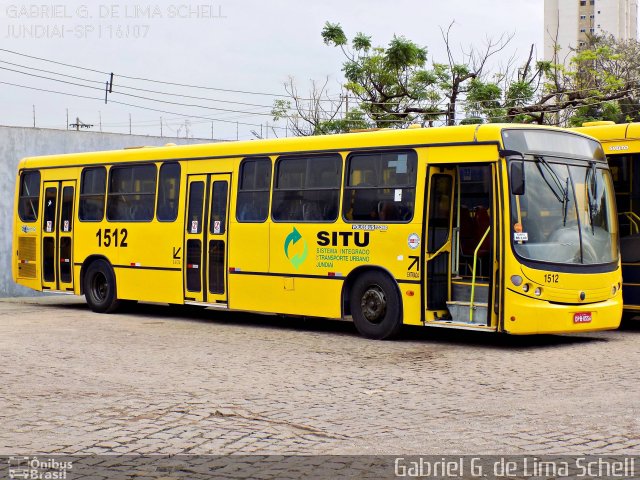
284, 227, 308, 270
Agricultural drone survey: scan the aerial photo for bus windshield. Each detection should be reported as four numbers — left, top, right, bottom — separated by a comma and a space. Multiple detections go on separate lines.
510, 158, 618, 265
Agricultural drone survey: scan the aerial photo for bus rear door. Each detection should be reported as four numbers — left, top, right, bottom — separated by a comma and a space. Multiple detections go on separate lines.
183, 174, 230, 306
41, 180, 76, 293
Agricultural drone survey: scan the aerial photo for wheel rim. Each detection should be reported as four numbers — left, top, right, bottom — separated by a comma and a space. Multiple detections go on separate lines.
91, 272, 109, 303
360, 285, 386, 324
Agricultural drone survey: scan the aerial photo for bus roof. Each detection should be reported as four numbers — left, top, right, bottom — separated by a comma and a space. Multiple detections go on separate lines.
573, 122, 640, 143
17, 123, 592, 170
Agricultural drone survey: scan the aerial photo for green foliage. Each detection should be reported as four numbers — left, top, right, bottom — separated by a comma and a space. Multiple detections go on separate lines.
568, 102, 622, 127
283, 24, 640, 134
321, 22, 347, 46
352, 32, 371, 51
315, 109, 370, 134
271, 99, 290, 122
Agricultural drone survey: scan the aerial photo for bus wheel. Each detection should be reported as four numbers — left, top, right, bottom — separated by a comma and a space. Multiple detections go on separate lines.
84, 259, 121, 313
350, 271, 402, 339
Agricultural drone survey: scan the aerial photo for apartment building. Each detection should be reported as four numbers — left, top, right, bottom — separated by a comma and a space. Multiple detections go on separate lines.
544, 0, 638, 62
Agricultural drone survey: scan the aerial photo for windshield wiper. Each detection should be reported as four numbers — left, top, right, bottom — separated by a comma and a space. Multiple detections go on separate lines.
534, 155, 570, 226
586, 162, 598, 234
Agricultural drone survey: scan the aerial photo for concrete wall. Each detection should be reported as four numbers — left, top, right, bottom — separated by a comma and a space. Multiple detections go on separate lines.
0, 126, 211, 297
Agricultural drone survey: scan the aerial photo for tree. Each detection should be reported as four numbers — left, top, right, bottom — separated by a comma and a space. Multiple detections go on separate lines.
435, 23, 514, 125
463, 44, 549, 124
506, 35, 640, 125
271, 76, 368, 136
321, 22, 445, 128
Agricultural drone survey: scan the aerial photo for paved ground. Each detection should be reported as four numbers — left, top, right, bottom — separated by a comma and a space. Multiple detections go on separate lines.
1, 296, 639, 456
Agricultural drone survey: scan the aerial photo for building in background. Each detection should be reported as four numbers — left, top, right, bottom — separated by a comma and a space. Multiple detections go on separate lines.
544, 0, 638, 62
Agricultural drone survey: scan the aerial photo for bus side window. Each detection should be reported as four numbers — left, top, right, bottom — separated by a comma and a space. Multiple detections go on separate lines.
107, 164, 157, 222
237, 157, 272, 222
18, 171, 41, 222
79, 167, 106, 222
157, 163, 181, 222
343, 150, 417, 223
272, 154, 341, 223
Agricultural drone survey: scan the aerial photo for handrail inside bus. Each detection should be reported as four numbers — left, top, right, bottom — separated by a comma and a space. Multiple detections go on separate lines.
470, 227, 491, 322
619, 211, 640, 235
425, 242, 450, 262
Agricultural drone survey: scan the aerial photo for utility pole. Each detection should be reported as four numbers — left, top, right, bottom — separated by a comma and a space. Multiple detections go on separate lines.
99, 111, 102, 132
66, 109, 69, 130
211, 122, 214, 140
236, 122, 239, 141
32, 105, 35, 128
129, 113, 132, 135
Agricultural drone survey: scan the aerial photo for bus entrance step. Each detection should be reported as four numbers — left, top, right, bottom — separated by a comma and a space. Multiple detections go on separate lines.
451, 279, 489, 304
445, 301, 488, 324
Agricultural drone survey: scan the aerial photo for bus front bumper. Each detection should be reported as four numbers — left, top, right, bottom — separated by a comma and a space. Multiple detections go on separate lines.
502, 288, 622, 334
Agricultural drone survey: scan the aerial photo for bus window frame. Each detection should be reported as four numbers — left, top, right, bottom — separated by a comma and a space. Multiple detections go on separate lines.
18, 170, 41, 223
79, 166, 107, 223
236, 157, 272, 224
271, 153, 342, 224
342, 149, 418, 224
106, 163, 158, 223
156, 162, 181, 223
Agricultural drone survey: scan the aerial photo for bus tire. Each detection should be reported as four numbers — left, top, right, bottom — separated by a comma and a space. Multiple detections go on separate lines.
350, 271, 402, 339
84, 259, 121, 313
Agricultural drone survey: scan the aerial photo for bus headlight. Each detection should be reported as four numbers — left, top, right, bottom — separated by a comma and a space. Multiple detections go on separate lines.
612, 285, 617, 295
534, 287, 542, 297
522, 284, 530, 293
511, 275, 523, 286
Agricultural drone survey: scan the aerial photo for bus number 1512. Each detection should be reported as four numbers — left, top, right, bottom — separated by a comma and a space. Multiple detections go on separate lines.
96, 228, 128, 248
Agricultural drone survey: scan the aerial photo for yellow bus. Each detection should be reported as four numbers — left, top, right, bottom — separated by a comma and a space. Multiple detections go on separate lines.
13, 124, 622, 339
572, 121, 640, 319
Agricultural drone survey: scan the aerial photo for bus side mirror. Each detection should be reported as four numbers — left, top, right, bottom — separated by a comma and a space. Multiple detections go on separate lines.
510, 161, 525, 195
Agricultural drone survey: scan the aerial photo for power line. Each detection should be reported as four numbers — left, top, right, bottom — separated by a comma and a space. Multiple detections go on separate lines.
0, 64, 283, 118
0, 80, 288, 130
0, 47, 295, 98
0, 58, 280, 109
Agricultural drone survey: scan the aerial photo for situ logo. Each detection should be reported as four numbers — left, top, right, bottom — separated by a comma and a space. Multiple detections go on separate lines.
284, 227, 308, 269
317, 231, 370, 247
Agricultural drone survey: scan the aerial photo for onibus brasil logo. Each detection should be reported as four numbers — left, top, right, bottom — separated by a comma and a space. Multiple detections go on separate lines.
284, 227, 308, 269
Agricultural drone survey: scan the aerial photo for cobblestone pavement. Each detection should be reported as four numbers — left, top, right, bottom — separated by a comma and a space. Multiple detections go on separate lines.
1, 297, 639, 455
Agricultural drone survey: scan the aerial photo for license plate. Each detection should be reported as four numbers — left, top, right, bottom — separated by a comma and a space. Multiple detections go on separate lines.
574, 312, 592, 324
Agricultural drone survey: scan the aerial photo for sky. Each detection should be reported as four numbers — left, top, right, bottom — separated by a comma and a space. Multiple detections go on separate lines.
0, 0, 544, 141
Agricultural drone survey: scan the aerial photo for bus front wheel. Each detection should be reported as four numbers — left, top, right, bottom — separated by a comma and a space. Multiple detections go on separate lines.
350, 271, 402, 340
84, 259, 121, 313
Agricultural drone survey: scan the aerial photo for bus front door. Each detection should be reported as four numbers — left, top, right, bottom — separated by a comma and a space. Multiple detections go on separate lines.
41, 180, 76, 292
424, 168, 455, 318
184, 174, 231, 306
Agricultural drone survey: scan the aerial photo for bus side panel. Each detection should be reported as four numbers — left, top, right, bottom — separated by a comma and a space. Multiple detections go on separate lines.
228, 274, 343, 318
74, 203, 186, 304
13, 167, 43, 293
115, 221, 185, 304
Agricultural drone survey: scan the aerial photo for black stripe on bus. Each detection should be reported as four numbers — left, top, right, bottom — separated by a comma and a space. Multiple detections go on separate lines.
73, 262, 181, 272
228, 269, 421, 285
114, 264, 182, 272
21, 140, 502, 170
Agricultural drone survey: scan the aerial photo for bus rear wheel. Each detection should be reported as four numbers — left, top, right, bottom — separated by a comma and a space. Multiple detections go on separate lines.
84, 259, 121, 313
350, 271, 402, 339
